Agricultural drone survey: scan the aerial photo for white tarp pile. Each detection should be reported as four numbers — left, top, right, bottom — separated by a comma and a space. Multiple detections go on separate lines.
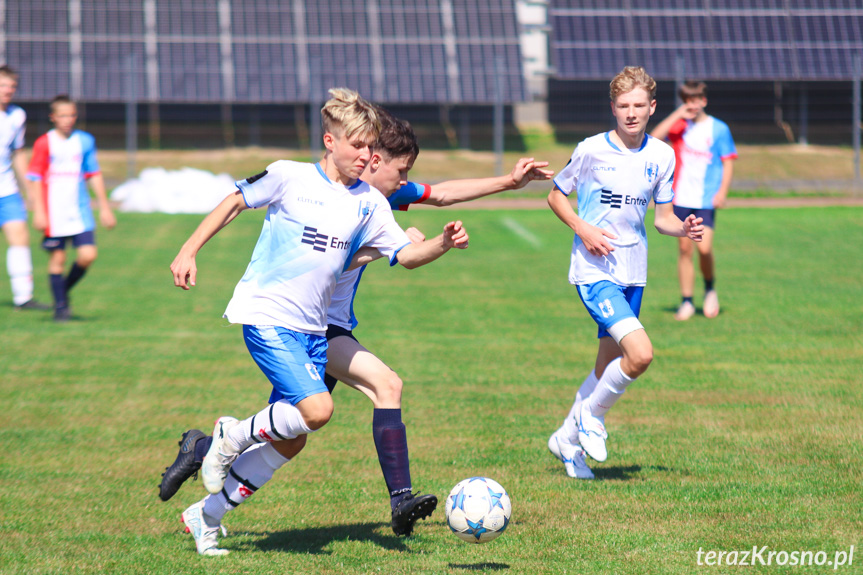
110, 167, 237, 214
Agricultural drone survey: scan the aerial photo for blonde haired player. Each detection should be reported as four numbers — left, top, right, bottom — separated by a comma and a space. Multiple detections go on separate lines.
547, 67, 704, 479
170, 88, 468, 556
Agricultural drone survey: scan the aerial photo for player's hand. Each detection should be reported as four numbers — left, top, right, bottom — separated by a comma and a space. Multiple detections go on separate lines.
578, 223, 617, 256
100, 208, 117, 230
405, 227, 426, 244
712, 194, 727, 209
170, 251, 198, 290
684, 214, 704, 242
510, 157, 554, 189
32, 210, 47, 232
676, 102, 699, 120
443, 220, 469, 249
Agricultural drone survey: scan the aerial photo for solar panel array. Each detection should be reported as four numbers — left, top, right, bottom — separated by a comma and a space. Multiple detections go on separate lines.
5, 0, 526, 104
550, 0, 863, 81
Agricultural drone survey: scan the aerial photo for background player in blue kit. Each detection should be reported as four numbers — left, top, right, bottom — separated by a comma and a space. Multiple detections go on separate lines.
546, 67, 704, 479
650, 80, 737, 320
168, 89, 468, 556
158, 108, 552, 538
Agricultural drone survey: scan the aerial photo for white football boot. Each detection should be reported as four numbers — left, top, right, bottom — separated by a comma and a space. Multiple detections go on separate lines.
201, 416, 240, 494
181, 500, 229, 556
703, 290, 720, 318
548, 428, 594, 479
577, 402, 608, 462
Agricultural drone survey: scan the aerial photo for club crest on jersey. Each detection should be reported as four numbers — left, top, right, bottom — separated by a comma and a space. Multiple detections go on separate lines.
644, 162, 659, 183
358, 200, 372, 219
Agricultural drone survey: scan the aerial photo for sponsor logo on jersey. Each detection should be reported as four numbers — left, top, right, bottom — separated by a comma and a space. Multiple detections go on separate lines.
592, 164, 616, 172
644, 162, 659, 183
301, 226, 350, 253
600, 189, 623, 208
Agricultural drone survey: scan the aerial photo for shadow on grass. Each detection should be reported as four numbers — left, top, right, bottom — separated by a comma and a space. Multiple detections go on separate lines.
448, 562, 510, 571
246, 521, 407, 554
594, 464, 672, 480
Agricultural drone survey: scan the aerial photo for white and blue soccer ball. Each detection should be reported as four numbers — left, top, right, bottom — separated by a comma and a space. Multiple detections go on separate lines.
445, 477, 512, 544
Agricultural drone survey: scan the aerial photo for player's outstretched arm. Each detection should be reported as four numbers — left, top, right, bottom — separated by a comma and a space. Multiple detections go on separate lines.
88, 173, 116, 230
346, 227, 428, 271
424, 158, 553, 207
395, 221, 468, 269
171, 190, 248, 289
654, 202, 704, 241
547, 187, 617, 256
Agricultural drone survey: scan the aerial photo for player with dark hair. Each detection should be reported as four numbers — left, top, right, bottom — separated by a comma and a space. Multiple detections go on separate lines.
547, 67, 704, 479
158, 107, 553, 540
26, 94, 116, 321
650, 80, 737, 320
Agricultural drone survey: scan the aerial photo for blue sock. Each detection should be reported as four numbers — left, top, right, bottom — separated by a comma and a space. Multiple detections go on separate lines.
50, 274, 67, 308
194, 435, 212, 463
372, 408, 412, 509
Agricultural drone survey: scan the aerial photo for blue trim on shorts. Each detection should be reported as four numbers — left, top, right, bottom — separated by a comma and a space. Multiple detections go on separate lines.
41, 230, 96, 251
243, 324, 328, 405
0, 193, 27, 226
576, 281, 644, 339
673, 205, 715, 229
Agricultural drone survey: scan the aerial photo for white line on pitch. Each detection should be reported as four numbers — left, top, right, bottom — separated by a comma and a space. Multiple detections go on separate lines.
500, 216, 542, 248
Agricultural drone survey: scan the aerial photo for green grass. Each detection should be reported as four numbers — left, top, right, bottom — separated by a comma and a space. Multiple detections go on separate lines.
1, 206, 861, 574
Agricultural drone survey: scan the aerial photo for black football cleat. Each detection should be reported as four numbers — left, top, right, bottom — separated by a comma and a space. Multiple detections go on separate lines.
159, 429, 206, 501
15, 299, 52, 311
391, 492, 438, 536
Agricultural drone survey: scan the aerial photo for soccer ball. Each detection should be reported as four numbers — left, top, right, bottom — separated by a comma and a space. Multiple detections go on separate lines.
445, 477, 512, 543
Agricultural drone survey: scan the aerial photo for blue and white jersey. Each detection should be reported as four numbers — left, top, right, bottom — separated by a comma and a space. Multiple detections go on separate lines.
0, 105, 26, 198
553, 132, 675, 287
327, 181, 429, 330
223, 161, 411, 335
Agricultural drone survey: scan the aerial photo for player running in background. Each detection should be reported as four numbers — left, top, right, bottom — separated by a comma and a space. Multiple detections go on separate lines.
650, 80, 737, 320
26, 95, 116, 321
546, 67, 704, 479
169, 88, 468, 556
158, 108, 552, 538
0, 65, 50, 311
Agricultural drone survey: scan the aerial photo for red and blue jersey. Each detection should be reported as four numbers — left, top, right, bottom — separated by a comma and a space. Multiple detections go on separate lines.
667, 116, 737, 209
26, 129, 101, 237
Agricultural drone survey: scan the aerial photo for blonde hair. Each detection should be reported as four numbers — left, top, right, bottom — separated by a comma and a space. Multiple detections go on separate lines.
320, 88, 380, 143
609, 66, 657, 102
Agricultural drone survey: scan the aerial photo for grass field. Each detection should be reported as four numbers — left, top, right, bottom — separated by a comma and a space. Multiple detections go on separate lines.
1, 206, 861, 574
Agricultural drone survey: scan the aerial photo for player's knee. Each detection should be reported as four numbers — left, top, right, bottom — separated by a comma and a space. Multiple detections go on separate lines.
629, 347, 653, 375
302, 394, 334, 430
78, 248, 97, 267
378, 370, 403, 404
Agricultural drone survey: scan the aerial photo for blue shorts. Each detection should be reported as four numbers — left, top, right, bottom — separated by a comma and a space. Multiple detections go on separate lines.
576, 281, 645, 342
42, 230, 96, 251
673, 206, 715, 229
0, 193, 27, 226
243, 324, 328, 405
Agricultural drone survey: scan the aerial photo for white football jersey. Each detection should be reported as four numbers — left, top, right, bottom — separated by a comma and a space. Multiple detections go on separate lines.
223, 161, 410, 335
0, 105, 26, 198
553, 132, 675, 286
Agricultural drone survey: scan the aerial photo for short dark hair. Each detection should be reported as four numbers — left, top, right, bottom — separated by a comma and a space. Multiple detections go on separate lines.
0, 65, 18, 81
50, 94, 75, 114
679, 80, 707, 101
374, 107, 419, 161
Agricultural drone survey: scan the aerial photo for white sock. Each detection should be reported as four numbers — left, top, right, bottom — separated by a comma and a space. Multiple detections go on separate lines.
563, 370, 598, 441
588, 358, 635, 417
7, 246, 34, 305
226, 400, 314, 453
202, 442, 290, 523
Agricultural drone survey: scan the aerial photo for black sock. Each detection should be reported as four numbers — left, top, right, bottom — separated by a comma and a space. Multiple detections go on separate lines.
372, 408, 412, 509
682, 296, 693, 305
65, 262, 88, 292
704, 279, 714, 292
50, 274, 67, 308
194, 436, 213, 464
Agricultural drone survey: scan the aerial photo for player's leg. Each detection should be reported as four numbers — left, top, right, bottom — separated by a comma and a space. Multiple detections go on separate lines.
66, 233, 96, 293
695, 216, 719, 318
45, 241, 71, 321
201, 325, 330, 494
326, 334, 437, 535
549, 367, 598, 479
673, 206, 696, 320
2, 197, 47, 308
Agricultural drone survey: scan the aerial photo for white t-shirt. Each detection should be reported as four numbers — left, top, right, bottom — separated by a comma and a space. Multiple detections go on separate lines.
552, 132, 675, 287
0, 104, 26, 198
223, 161, 411, 335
